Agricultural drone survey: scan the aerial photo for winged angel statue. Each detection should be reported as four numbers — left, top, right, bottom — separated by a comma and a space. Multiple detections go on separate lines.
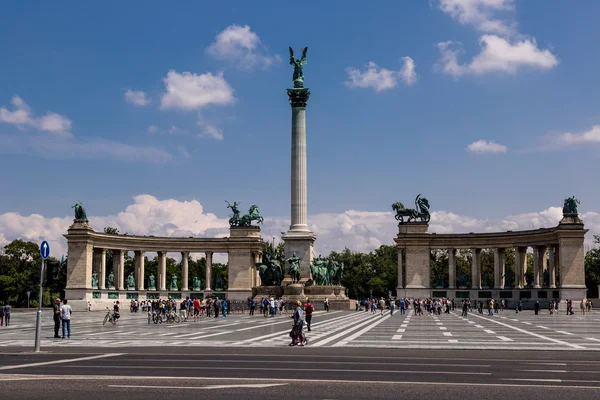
289, 47, 308, 88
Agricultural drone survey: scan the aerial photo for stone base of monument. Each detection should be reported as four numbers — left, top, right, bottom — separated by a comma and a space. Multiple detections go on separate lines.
252, 285, 285, 298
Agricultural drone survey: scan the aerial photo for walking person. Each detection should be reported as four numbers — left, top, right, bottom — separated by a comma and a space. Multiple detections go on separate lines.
290, 300, 306, 346
3, 303, 11, 326
379, 297, 386, 316
249, 297, 255, 316
0, 304, 4, 327
324, 298, 330, 312
304, 299, 314, 332
53, 298, 61, 338
221, 299, 228, 318
534, 301, 540, 315
60, 299, 72, 339
214, 298, 220, 318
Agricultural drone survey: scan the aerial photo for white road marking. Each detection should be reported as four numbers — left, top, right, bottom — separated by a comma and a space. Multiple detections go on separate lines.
396, 329, 405, 333
497, 336, 513, 342
537, 326, 551, 330
470, 314, 585, 350
448, 339, 458, 343
322, 314, 391, 347
186, 331, 234, 340
443, 332, 452, 337
439, 327, 447, 330
392, 335, 403, 340
108, 383, 289, 390
556, 331, 574, 335
484, 329, 496, 334
400, 324, 407, 328
0, 353, 123, 371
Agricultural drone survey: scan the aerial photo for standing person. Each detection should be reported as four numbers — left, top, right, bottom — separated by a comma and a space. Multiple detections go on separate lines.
304, 299, 314, 332
60, 299, 72, 339
390, 298, 395, 316
0, 304, 4, 327
249, 297, 256, 316
53, 298, 61, 338
399, 298, 405, 315
324, 298, 330, 312
263, 297, 269, 317
213, 298, 220, 318
379, 297, 385, 316
193, 297, 200, 321
290, 300, 306, 346
534, 301, 540, 315
113, 301, 121, 324
3, 303, 11, 326
221, 298, 228, 318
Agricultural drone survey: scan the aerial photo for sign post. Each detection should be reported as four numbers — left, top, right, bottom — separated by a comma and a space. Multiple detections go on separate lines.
27, 290, 30, 309
34, 240, 50, 352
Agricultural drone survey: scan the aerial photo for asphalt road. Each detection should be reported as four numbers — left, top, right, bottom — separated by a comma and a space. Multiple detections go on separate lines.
1, 348, 600, 399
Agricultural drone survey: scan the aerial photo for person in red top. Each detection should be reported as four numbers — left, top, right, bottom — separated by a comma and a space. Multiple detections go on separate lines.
304, 299, 315, 332
193, 298, 201, 322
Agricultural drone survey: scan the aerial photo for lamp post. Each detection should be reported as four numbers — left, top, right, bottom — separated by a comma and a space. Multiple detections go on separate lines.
27, 290, 30, 309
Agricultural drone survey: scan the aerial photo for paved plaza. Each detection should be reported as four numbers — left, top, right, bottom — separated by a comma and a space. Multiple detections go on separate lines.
3, 308, 600, 350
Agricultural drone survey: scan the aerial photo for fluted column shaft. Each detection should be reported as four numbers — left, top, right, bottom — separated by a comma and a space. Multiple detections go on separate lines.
135, 251, 144, 290
99, 249, 107, 290
533, 246, 542, 288
494, 248, 505, 289
205, 251, 213, 291
290, 106, 309, 232
548, 245, 556, 288
158, 251, 166, 291
471, 248, 481, 289
515, 247, 526, 288
115, 250, 125, 290
448, 249, 456, 289
181, 252, 189, 291
397, 249, 404, 289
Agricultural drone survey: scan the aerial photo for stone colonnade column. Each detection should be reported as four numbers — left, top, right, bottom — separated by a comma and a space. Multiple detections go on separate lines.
135, 251, 145, 290
514, 247, 526, 288
471, 248, 481, 289
533, 246, 542, 289
158, 251, 166, 291
181, 252, 189, 291
397, 248, 404, 289
99, 249, 107, 290
448, 249, 456, 289
255, 252, 262, 287
115, 249, 125, 290
288, 89, 310, 232
548, 245, 556, 288
205, 251, 213, 291
494, 248, 505, 289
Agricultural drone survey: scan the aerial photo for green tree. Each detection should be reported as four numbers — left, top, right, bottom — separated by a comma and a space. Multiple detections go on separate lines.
585, 235, 600, 298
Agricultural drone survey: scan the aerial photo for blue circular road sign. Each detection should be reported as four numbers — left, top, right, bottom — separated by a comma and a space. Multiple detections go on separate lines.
40, 241, 50, 259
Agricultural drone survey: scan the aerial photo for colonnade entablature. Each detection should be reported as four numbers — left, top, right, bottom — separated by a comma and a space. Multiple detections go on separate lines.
394, 218, 588, 305
64, 220, 263, 305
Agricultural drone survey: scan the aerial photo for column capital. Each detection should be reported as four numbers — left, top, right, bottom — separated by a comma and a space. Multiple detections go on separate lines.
287, 87, 310, 107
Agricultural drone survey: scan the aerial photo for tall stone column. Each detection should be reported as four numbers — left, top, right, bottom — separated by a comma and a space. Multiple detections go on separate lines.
181, 252, 189, 291
158, 251, 166, 291
515, 247, 527, 288
397, 248, 404, 289
533, 246, 542, 289
548, 245, 556, 289
448, 249, 456, 289
205, 251, 213, 291
115, 250, 125, 290
135, 251, 145, 290
494, 248, 505, 289
471, 248, 481, 289
99, 249, 107, 290
282, 87, 315, 281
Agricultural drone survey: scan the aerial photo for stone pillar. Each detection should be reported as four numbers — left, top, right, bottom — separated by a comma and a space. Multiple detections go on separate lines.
400, 223, 430, 298
548, 245, 556, 289
556, 218, 587, 300
158, 251, 166, 291
515, 247, 526, 289
181, 252, 189, 291
115, 250, 125, 290
135, 251, 144, 290
205, 251, 213, 291
533, 246, 542, 289
397, 248, 404, 289
471, 248, 481, 289
448, 249, 456, 289
99, 249, 107, 290
283, 87, 315, 281
494, 248, 505, 289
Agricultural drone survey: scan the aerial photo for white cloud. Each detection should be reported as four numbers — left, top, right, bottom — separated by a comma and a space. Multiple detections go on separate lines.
147, 125, 158, 133
0, 95, 72, 136
2, 196, 598, 264
558, 125, 600, 144
207, 24, 278, 69
345, 58, 417, 92
197, 116, 224, 141
437, 35, 558, 77
438, 0, 516, 35
0, 134, 173, 164
466, 139, 507, 153
160, 70, 235, 111
124, 89, 150, 106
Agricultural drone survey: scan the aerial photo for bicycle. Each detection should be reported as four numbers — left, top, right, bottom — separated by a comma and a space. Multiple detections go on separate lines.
103, 307, 118, 325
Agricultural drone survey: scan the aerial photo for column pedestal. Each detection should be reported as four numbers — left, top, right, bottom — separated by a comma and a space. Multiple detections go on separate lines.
282, 231, 315, 285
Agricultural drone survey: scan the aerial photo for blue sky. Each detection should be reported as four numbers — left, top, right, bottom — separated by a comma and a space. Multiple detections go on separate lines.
1, 1, 600, 256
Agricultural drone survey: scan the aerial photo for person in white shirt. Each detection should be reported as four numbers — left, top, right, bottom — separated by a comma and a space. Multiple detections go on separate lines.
60, 299, 72, 339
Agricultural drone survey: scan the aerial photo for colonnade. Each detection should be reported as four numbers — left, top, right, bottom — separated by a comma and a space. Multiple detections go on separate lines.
92, 249, 216, 291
